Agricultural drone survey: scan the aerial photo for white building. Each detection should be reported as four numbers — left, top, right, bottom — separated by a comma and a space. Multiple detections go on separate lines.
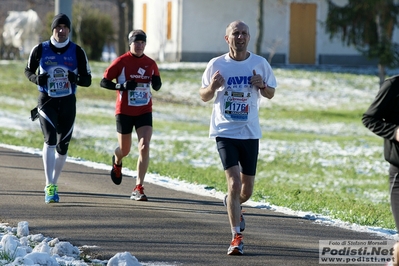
133, 0, 399, 66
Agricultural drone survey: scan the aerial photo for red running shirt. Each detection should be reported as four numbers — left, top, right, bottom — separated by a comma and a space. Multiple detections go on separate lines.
103, 52, 160, 116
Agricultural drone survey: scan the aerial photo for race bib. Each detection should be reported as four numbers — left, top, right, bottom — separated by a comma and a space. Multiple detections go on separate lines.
128, 83, 151, 106
47, 76, 72, 97
223, 91, 250, 122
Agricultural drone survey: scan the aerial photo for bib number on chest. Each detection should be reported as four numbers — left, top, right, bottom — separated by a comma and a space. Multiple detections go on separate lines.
47, 76, 72, 97
223, 91, 250, 122
128, 83, 151, 106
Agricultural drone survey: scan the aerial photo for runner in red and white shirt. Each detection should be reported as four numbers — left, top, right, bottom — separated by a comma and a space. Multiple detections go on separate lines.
100, 30, 161, 201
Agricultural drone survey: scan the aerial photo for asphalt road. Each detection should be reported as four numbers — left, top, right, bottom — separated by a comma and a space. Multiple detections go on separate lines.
0, 146, 393, 266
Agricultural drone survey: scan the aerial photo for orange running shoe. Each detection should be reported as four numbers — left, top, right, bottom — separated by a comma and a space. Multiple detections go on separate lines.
227, 233, 244, 255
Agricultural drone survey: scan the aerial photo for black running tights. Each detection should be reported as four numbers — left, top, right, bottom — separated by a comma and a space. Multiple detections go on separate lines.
389, 164, 399, 230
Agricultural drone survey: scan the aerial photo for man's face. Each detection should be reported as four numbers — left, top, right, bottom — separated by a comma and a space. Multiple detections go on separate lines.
130, 40, 146, 56
225, 22, 250, 52
52, 24, 69, 43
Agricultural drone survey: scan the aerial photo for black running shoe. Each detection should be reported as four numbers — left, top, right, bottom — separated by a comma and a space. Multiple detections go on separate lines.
110, 155, 122, 185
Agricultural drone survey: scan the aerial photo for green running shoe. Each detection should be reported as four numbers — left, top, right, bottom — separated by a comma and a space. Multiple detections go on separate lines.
44, 184, 59, 203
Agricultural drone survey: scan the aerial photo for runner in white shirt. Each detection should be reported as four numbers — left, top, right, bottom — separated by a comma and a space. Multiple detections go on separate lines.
200, 20, 277, 256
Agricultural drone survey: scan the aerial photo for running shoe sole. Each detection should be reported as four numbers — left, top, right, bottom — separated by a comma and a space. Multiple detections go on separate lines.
130, 192, 148, 201
45, 198, 55, 204
227, 247, 244, 255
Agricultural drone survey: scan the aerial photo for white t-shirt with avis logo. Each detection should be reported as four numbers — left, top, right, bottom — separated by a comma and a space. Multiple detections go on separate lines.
201, 52, 277, 139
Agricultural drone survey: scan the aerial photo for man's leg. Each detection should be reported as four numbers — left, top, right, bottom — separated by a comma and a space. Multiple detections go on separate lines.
240, 172, 255, 204
109, 133, 131, 185
225, 165, 246, 255
135, 125, 152, 185
129, 125, 152, 201
225, 166, 243, 234
389, 164, 399, 230
115, 133, 132, 164
42, 143, 56, 185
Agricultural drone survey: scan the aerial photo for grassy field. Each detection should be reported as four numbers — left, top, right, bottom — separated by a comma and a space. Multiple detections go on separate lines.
0, 60, 395, 231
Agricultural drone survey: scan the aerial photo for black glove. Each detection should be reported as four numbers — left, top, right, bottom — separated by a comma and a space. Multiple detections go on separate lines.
36, 73, 49, 86
68, 71, 78, 84
151, 75, 162, 91
123, 80, 137, 90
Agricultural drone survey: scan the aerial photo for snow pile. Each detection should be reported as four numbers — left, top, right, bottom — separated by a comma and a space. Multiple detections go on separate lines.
0, 221, 141, 266
107, 252, 141, 266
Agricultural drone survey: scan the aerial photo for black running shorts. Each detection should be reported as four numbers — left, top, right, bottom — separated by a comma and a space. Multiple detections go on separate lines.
116, 112, 152, 134
216, 137, 259, 176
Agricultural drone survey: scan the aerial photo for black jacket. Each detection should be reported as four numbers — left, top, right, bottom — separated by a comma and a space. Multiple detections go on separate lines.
362, 75, 399, 167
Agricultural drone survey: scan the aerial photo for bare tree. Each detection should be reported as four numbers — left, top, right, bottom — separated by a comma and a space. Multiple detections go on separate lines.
127, 0, 133, 33
117, 0, 127, 56
254, 0, 264, 57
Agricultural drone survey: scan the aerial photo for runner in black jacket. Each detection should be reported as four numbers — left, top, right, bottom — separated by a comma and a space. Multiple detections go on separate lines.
24, 13, 91, 204
362, 75, 399, 230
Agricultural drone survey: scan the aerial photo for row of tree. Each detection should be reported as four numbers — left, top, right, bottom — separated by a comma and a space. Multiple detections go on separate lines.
38, 0, 399, 85
41, 0, 133, 62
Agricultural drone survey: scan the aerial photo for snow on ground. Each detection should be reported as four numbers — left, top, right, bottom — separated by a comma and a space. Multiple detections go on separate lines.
1, 62, 398, 265
0, 143, 397, 266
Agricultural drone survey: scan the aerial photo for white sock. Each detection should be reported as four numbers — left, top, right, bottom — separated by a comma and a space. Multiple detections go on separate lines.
53, 152, 67, 185
42, 143, 56, 185
231, 227, 241, 237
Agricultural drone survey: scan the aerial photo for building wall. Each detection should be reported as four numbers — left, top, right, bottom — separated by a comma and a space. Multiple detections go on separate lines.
134, 0, 266, 62
133, 0, 179, 61
129, 0, 399, 66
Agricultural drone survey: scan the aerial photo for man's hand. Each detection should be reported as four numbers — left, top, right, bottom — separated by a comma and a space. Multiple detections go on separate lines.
36, 73, 49, 86
252, 70, 275, 99
200, 71, 224, 102
211, 70, 224, 90
68, 71, 78, 84
250, 70, 265, 89
123, 80, 137, 90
